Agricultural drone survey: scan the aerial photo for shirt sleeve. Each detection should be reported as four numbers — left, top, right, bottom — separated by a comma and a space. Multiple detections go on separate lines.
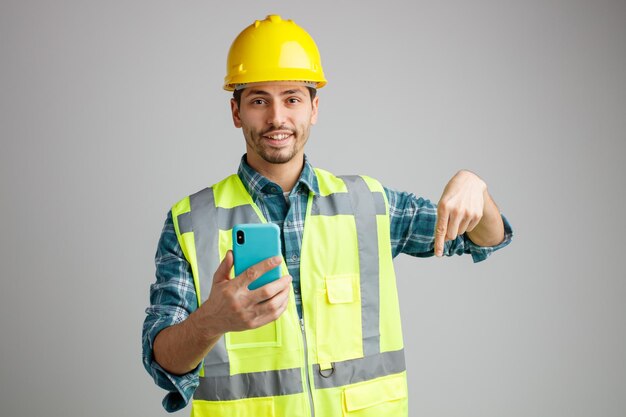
385, 187, 513, 262
142, 210, 201, 412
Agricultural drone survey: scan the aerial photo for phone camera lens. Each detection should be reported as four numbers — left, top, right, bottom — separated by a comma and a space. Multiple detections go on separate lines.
236, 230, 245, 245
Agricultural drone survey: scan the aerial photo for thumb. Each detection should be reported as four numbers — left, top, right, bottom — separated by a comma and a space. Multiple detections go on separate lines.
212, 250, 234, 284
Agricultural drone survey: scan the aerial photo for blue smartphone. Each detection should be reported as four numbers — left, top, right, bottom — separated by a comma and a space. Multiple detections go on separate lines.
233, 223, 282, 290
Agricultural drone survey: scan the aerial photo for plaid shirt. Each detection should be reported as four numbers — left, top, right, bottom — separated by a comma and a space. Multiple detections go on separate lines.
142, 155, 513, 412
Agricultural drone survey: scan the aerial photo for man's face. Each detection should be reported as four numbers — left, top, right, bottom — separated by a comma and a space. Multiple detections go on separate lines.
231, 82, 319, 166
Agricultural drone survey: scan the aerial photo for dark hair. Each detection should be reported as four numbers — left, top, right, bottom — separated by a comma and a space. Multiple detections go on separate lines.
233, 86, 317, 108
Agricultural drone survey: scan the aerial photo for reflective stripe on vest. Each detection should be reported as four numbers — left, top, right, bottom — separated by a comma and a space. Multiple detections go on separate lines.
184, 187, 260, 377
172, 171, 407, 406
339, 175, 382, 357
194, 367, 303, 401
313, 348, 405, 390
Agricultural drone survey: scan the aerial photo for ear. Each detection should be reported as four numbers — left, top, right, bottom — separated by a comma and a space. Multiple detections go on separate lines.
310, 95, 319, 125
230, 98, 242, 128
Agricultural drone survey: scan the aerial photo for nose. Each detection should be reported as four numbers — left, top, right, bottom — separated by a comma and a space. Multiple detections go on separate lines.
267, 101, 287, 127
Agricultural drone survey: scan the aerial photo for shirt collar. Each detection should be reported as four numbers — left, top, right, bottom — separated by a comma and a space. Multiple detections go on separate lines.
237, 154, 319, 200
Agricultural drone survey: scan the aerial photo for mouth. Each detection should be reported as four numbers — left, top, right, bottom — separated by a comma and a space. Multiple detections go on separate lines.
262, 131, 294, 145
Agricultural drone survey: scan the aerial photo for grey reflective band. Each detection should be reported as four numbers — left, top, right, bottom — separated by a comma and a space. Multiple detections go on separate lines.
188, 188, 230, 373
311, 192, 386, 216
194, 367, 303, 401
187, 187, 262, 376
313, 349, 406, 390
311, 193, 352, 215
177, 206, 259, 235
186, 187, 261, 303
217, 205, 259, 230
372, 192, 386, 215
340, 175, 381, 357
189, 188, 220, 305
177, 211, 192, 234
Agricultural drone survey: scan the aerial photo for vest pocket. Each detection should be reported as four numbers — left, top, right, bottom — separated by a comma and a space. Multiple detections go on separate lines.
316, 274, 363, 363
226, 320, 281, 349
342, 373, 408, 416
192, 397, 274, 417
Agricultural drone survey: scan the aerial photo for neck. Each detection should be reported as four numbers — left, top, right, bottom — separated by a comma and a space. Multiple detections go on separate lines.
246, 153, 304, 192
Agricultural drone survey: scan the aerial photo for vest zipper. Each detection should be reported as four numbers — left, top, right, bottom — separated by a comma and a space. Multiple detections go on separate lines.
300, 318, 315, 417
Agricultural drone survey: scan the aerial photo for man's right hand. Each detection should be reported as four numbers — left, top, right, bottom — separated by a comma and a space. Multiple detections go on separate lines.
153, 250, 291, 375
191, 250, 292, 339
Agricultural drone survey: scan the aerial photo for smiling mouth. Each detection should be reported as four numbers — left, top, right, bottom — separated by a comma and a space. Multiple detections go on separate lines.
262, 131, 294, 143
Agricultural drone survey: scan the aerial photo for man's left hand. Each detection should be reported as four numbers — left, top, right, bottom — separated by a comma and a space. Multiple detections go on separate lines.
434, 170, 487, 257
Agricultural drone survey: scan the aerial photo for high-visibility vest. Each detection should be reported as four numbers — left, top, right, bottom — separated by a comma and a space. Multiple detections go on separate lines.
171, 168, 408, 417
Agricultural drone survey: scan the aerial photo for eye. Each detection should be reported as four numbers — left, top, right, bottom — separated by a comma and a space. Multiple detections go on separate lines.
251, 98, 267, 105
287, 97, 301, 104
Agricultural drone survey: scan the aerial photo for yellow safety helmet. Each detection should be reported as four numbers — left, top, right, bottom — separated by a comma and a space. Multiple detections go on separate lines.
223, 15, 327, 91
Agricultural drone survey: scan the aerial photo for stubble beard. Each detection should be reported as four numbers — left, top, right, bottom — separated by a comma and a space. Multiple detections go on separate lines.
245, 126, 310, 165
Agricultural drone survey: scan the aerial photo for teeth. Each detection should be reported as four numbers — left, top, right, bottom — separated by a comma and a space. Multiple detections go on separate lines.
267, 133, 290, 140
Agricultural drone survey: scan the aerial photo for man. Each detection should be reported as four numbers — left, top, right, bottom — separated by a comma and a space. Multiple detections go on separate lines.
142, 14, 512, 416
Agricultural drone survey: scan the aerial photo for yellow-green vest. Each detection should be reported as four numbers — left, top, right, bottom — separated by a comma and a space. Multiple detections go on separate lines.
171, 168, 408, 417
